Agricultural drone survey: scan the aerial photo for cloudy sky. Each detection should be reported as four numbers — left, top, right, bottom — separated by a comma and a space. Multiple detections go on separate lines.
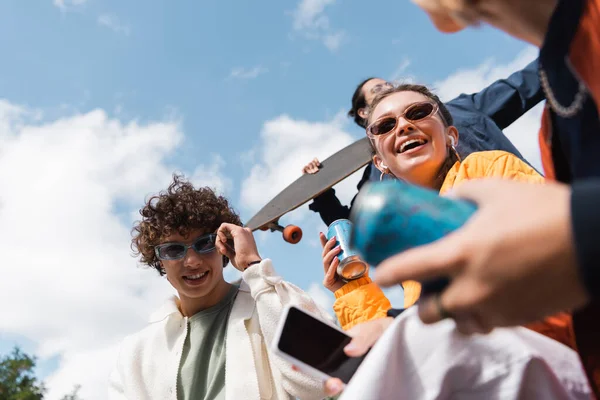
0, 0, 543, 398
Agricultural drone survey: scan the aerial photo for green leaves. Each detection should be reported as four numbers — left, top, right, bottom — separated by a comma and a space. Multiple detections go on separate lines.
0, 347, 82, 400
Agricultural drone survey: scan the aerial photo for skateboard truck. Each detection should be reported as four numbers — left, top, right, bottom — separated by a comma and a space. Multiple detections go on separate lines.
260, 221, 303, 244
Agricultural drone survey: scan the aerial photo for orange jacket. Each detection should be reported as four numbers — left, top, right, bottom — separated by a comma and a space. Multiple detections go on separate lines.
333, 150, 575, 350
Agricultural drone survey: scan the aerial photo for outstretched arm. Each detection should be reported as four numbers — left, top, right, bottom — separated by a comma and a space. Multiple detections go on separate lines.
450, 59, 544, 130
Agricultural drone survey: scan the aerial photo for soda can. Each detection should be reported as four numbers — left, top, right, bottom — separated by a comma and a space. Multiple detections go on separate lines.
349, 180, 477, 297
326, 219, 368, 281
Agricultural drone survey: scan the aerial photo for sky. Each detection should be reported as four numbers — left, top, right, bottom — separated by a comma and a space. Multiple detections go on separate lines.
0, 0, 544, 398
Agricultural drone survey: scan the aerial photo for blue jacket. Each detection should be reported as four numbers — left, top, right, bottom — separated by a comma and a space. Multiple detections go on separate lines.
309, 60, 544, 225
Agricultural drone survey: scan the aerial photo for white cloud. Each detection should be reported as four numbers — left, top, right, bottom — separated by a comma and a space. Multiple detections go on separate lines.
190, 154, 233, 194
229, 66, 268, 80
434, 46, 538, 101
239, 112, 365, 218
291, 0, 344, 51
293, 0, 335, 31
432, 46, 543, 171
389, 58, 412, 82
53, 0, 87, 10
323, 32, 345, 51
97, 14, 131, 36
0, 100, 232, 399
307, 283, 334, 314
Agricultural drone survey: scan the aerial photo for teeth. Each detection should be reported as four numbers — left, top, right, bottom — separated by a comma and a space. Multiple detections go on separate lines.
186, 271, 208, 280
399, 138, 426, 153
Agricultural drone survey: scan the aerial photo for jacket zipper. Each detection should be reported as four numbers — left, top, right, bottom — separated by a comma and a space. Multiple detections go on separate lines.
174, 317, 188, 400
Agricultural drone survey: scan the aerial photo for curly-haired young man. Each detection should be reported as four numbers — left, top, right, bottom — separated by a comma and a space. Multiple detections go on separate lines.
108, 175, 329, 400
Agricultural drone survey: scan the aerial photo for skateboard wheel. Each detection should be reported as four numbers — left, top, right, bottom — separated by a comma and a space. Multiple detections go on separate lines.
283, 225, 302, 244
259, 226, 269, 231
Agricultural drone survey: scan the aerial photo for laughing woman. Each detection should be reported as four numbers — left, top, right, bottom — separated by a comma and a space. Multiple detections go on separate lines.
321, 83, 574, 349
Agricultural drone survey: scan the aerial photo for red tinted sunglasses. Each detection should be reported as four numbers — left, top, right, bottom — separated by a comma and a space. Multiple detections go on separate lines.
366, 102, 442, 138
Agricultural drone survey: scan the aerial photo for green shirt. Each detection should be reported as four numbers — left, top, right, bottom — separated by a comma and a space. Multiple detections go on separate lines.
177, 285, 239, 400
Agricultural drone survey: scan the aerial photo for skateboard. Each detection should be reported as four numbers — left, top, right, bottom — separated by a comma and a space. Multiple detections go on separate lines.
245, 137, 374, 244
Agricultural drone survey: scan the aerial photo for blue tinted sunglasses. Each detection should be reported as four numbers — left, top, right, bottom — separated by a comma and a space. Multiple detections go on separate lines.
154, 233, 217, 261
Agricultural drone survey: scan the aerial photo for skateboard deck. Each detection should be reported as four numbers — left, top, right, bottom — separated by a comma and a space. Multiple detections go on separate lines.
245, 137, 373, 243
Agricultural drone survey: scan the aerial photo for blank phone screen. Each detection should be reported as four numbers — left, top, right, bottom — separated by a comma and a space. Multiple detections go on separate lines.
277, 307, 368, 384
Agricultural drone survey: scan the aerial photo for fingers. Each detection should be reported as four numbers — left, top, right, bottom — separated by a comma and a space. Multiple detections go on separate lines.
323, 257, 339, 285
319, 232, 328, 248
215, 236, 234, 259
324, 378, 345, 396
320, 235, 338, 258
343, 335, 372, 358
216, 223, 238, 258
417, 294, 451, 324
217, 223, 236, 240
322, 244, 341, 270
374, 231, 464, 288
302, 158, 322, 174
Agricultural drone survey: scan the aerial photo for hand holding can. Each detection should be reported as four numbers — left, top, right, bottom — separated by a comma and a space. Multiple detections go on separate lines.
326, 219, 369, 282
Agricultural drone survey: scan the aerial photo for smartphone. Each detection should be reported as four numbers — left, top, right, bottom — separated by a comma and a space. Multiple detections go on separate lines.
271, 305, 368, 384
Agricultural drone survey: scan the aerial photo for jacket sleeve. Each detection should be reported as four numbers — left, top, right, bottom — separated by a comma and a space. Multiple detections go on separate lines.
308, 163, 374, 226
449, 59, 544, 130
571, 179, 600, 300
107, 368, 128, 400
569, 0, 600, 115
107, 337, 132, 400
483, 152, 546, 183
540, 0, 600, 299
332, 277, 392, 330
307, 188, 350, 226
242, 259, 333, 400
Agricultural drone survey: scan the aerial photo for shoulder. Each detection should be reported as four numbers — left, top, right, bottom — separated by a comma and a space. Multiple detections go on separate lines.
459, 151, 544, 183
117, 297, 184, 355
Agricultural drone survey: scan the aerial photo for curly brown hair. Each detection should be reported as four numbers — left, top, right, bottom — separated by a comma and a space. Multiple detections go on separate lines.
132, 174, 242, 275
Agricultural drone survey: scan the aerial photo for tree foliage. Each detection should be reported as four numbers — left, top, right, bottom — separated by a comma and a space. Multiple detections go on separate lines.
0, 347, 82, 400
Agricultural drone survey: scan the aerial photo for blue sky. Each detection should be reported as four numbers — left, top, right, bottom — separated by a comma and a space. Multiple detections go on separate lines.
0, 0, 542, 398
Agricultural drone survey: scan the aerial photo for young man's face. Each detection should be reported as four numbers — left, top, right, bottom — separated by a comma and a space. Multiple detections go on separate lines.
158, 228, 226, 301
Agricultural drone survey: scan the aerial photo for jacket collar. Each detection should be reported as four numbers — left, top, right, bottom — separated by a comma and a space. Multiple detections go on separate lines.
148, 279, 251, 323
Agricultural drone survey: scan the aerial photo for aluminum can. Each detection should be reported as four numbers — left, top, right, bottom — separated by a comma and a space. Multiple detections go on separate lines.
326, 219, 368, 281
349, 180, 477, 297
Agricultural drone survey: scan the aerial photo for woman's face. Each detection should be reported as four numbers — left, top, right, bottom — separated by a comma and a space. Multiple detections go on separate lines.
368, 91, 457, 188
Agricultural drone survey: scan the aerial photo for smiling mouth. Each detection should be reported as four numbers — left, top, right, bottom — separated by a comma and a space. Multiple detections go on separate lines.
398, 138, 428, 153
183, 271, 209, 282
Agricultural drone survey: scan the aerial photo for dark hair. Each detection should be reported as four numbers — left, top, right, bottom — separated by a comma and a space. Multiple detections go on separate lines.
131, 174, 242, 275
348, 77, 377, 129
367, 83, 459, 190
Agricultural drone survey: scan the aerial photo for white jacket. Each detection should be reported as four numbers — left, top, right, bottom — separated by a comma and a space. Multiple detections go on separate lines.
340, 307, 592, 400
108, 259, 330, 400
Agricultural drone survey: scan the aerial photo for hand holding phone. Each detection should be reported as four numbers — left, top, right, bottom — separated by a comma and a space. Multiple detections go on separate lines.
271, 305, 369, 384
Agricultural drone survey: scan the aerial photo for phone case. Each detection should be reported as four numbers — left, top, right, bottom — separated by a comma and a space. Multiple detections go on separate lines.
270, 304, 353, 382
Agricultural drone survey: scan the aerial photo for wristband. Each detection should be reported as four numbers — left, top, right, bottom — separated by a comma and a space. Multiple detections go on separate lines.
245, 260, 262, 270
386, 308, 406, 318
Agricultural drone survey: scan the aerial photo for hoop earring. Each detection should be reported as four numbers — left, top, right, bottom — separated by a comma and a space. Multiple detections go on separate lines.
450, 145, 462, 162
380, 168, 390, 181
